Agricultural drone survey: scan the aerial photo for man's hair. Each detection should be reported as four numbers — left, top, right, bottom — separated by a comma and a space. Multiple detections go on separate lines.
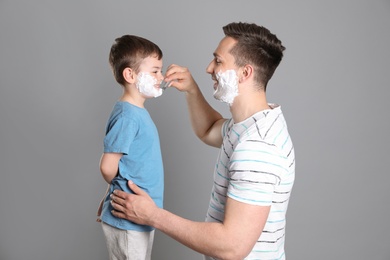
223, 22, 285, 90
109, 35, 163, 86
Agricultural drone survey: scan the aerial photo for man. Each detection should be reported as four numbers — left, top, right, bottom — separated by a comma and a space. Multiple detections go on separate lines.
110, 22, 295, 260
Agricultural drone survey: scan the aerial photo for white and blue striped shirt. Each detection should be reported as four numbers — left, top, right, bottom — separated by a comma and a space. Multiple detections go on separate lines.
205, 104, 295, 260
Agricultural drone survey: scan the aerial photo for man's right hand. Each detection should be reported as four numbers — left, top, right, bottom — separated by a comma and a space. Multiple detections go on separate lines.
164, 64, 199, 94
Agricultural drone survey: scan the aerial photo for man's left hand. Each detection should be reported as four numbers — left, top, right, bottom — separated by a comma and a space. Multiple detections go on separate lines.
110, 180, 157, 226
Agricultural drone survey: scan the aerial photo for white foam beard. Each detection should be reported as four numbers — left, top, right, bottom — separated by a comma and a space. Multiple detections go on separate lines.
213, 70, 239, 105
136, 72, 163, 98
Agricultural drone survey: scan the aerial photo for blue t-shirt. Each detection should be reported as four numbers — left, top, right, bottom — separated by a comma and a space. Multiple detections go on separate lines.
100, 101, 164, 231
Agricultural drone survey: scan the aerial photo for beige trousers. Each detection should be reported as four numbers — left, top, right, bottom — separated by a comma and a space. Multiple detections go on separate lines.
102, 222, 155, 260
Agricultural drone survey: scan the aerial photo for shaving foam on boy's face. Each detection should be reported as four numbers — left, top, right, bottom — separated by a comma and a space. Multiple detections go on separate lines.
136, 72, 163, 98
213, 69, 239, 105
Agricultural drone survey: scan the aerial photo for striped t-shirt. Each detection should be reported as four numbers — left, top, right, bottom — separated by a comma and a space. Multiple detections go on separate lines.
204, 104, 295, 260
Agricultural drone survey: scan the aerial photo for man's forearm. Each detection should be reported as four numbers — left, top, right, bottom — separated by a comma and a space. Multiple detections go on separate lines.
151, 208, 242, 260
185, 86, 224, 147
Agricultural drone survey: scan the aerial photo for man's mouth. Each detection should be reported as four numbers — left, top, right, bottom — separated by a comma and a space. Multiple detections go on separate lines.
211, 77, 218, 89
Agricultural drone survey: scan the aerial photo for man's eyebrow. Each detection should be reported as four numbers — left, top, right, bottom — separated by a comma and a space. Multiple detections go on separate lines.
213, 52, 221, 58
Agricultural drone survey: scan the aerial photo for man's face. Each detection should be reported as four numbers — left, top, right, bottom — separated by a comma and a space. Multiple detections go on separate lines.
136, 55, 164, 98
206, 37, 239, 105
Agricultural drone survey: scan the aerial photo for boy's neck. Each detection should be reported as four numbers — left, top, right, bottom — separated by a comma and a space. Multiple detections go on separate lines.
120, 89, 146, 108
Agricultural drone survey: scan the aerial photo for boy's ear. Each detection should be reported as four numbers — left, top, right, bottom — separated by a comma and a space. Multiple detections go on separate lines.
123, 68, 136, 84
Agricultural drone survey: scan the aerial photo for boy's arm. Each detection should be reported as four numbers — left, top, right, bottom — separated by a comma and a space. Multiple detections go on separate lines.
99, 153, 122, 184
96, 184, 110, 222
97, 152, 121, 221
165, 65, 226, 148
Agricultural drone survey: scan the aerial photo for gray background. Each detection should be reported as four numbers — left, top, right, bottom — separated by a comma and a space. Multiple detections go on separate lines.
1, 0, 389, 259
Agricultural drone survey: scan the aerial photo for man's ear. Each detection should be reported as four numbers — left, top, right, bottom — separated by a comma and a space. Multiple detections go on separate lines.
239, 64, 253, 83
123, 68, 136, 84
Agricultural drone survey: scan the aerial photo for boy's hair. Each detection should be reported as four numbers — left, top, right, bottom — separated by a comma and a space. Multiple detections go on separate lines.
109, 35, 163, 86
223, 22, 285, 90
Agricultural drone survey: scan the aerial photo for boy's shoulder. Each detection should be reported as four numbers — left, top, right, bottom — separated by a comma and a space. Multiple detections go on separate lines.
112, 101, 138, 112
109, 101, 147, 119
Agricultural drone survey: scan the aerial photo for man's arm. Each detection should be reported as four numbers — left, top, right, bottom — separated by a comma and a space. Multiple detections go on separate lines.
111, 181, 270, 260
99, 153, 122, 184
165, 65, 226, 148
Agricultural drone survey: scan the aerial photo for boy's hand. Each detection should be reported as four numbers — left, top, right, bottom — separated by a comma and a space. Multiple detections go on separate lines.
96, 199, 103, 222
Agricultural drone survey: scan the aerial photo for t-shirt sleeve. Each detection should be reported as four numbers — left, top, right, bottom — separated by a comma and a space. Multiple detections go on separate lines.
103, 116, 137, 155
227, 140, 280, 206
221, 118, 232, 137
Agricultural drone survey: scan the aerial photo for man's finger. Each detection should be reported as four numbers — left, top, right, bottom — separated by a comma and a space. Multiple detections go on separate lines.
112, 189, 128, 199
111, 209, 126, 219
127, 180, 146, 195
110, 198, 125, 212
110, 194, 121, 206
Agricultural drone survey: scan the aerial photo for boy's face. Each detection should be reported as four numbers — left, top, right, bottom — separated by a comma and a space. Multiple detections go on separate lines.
136, 55, 164, 98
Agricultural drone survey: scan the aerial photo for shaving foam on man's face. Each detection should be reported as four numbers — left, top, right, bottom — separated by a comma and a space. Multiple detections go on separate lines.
136, 72, 163, 98
213, 69, 239, 105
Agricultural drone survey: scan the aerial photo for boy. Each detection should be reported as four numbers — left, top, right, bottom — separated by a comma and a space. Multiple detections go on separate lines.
96, 35, 165, 260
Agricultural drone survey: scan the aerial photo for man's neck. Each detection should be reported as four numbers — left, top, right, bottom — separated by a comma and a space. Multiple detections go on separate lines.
229, 90, 270, 123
